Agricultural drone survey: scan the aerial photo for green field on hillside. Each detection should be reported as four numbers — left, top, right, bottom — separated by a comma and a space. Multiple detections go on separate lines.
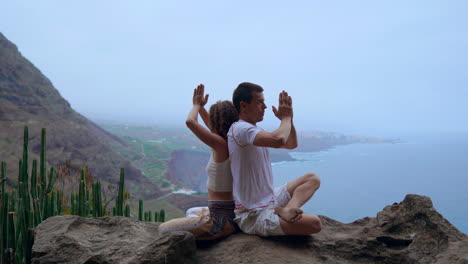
99, 123, 209, 190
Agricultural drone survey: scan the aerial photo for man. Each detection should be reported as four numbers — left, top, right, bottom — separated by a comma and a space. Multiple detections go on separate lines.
227, 82, 322, 236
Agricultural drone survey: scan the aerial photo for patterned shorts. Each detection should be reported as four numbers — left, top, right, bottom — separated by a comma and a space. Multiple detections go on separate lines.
158, 200, 237, 241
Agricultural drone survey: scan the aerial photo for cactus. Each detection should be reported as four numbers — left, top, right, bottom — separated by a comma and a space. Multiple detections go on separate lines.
1, 193, 9, 263
1, 126, 169, 263
78, 169, 86, 217
92, 183, 101, 217
51, 192, 56, 217
21, 126, 29, 193
116, 168, 125, 216
1, 161, 5, 197
30, 160, 41, 226
138, 200, 143, 221
125, 204, 130, 217
159, 209, 165, 222
85, 189, 90, 217
94, 181, 103, 217
6, 212, 15, 262
40, 128, 46, 191
97, 182, 103, 217
92, 183, 97, 217
45, 167, 56, 195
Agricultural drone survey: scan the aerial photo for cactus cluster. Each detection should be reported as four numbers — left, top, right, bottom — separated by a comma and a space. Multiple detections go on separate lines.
0, 126, 167, 264
0, 127, 59, 263
69, 169, 106, 217
138, 200, 165, 222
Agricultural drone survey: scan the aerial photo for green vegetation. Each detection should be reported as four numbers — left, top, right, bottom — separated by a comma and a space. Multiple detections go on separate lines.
99, 123, 210, 190
134, 197, 184, 220
0, 126, 165, 264
161, 180, 171, 188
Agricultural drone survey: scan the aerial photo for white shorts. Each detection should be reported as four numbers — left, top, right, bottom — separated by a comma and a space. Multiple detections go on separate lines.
234, 184, 291, 236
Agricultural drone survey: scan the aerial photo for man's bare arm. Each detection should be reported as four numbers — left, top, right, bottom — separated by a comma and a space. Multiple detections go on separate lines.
282, 120, 298, 149
254, 117, 292, 148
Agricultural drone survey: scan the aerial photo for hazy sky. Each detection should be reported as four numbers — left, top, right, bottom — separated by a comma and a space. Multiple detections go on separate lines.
1, 1, 467, 136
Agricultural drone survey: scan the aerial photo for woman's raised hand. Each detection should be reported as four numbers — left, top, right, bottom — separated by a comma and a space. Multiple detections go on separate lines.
193, 84, 209, 107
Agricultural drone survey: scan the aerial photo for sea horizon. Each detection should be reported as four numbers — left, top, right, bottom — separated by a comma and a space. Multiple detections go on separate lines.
272, 132, 468, 234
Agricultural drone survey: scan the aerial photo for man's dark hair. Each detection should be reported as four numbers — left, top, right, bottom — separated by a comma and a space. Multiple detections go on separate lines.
232, 82, 264, 113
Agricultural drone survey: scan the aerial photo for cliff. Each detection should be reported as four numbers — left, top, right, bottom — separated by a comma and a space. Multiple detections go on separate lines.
165, 149, 210, 192
32, 194, 468, 263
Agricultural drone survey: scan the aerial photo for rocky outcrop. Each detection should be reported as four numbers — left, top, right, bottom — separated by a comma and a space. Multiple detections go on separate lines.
0, 32, 161, 198
198, 194, 468, 263
32, 194, 468, 263
32, 215, 196, 264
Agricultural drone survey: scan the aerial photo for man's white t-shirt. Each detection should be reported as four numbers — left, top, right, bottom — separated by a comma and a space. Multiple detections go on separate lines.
228, 120, 274, 211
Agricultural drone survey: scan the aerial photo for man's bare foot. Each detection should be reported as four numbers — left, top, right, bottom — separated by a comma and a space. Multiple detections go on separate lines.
275, 207, 303, 222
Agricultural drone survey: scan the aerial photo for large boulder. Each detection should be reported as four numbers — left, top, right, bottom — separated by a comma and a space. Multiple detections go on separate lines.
32, 215, 196, 264
196, 194, 468, 264
32, 195, 468, 263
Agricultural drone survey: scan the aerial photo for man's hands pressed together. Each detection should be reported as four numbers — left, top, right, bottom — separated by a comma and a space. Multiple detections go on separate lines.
272, 91, 293, 121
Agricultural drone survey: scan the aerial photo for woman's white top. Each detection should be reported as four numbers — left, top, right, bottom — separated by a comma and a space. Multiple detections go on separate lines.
206, 153, 233, 192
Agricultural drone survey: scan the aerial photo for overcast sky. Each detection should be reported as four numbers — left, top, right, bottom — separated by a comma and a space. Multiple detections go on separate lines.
1, 1, 467, 136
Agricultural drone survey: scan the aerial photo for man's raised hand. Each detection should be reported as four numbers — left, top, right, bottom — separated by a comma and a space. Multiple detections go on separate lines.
272, 91, 293, 120
193, 84, 209, 106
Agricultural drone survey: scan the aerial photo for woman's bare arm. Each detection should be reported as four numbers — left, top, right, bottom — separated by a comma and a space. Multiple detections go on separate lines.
185, 84, 225, 151
199, 106, 212, 131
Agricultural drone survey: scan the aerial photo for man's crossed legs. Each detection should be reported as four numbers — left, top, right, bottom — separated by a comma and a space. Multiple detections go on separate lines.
235, 172, 322, 236
276, 172, 322, 235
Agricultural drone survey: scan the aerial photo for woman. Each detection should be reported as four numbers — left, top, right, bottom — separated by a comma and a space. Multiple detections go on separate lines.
159, 84, 239, 240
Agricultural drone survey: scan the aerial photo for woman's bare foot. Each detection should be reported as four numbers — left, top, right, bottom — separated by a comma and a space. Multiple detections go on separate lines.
275, 207, 303, 222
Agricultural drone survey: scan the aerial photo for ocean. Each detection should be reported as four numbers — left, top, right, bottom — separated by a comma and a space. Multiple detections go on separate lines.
272, 133, 468, 234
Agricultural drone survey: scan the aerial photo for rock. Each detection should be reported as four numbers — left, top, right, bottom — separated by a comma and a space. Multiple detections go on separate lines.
32, 215, 196, 264
32, 195, 467, 263
196, 194, 468, 264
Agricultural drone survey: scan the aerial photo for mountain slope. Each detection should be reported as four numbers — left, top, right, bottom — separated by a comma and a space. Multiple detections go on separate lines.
0, 32, 161, 198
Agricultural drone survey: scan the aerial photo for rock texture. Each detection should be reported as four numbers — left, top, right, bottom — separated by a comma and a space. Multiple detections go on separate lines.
32, 194, 467, 263
0, 32, 161, 198
197, 194, 468, 264
32, 215, 196, 264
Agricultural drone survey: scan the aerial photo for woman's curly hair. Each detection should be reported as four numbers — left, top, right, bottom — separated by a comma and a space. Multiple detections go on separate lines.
209, 100, 239, 140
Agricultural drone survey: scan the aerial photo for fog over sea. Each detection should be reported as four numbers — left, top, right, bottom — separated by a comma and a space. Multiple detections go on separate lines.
272, 132, 468, 234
